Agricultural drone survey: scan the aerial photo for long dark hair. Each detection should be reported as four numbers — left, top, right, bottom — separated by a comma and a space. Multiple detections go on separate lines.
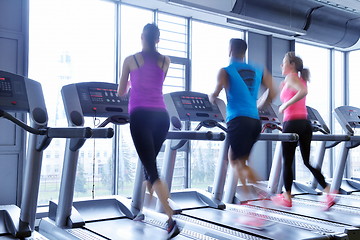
143, 23, 160, 51
285, 52, 310, 81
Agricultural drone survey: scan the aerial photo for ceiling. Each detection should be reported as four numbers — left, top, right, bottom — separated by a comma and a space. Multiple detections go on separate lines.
165, 0, 360, 49
123, 0, 360, 49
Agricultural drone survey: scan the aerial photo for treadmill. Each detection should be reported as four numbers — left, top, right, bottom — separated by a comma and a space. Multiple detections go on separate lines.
38, 82, 233, 240
291, 106, 349, 195
265, 106, 351, 195
296, 106, 360, 208
157, 92, 348, 240
247, 105, 360, 239
0, 71, 93, 239
288, 106, 360, 208
222, 102, 288, 203
125, 91, 297, 240
331, 106, 360, 195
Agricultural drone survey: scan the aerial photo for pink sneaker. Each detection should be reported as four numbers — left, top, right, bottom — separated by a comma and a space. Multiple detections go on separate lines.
271, 194, 292, 208
236, 215, 266, 230
323, 192, 338, 211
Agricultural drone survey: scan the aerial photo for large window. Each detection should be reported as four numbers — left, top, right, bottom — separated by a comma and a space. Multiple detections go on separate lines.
158, 12, 188, 190
190, 21, 242, 189
29, 0, 116, 205
294, 43, 331, 181
348, 50, 360, 178
332, 51, 345, 177
333, 51, 345, 114
117, 7, 188, 193
157, 13, 188, 59
117, 4, 154, 196
30, 0, 350, 205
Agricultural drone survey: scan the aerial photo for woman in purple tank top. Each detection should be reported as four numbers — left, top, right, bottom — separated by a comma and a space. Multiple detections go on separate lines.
117, 23, 180, 239
271, 52, 336, 210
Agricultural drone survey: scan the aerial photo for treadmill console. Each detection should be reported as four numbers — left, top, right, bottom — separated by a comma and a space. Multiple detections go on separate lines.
62, 82, 129, 118
258, 103, 281, 126
334, 106, 360, 135
0, 71, 29, 112
307, 106, 330, 134
164, 91, 224, 122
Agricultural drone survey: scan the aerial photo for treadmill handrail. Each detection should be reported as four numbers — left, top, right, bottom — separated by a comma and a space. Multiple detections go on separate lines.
0, 109, 46, 135
167, 131, 225, 150
91, 128, 114, 138
312, 126, 329, 134
349, 135, 360, 141
47, 127, 92, 138
166, 131, 225, 141
345, 135, 360, 149
311, 134, 350, 141
1, 109, 93, 138
258, 133, 298, 141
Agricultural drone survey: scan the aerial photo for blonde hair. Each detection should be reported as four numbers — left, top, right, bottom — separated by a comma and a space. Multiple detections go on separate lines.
285, 52, 310, 81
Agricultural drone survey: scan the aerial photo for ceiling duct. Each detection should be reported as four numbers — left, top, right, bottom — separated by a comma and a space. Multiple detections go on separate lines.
300, 6, 360, 48
231, 0, 360, 48
231, 0, 320, 32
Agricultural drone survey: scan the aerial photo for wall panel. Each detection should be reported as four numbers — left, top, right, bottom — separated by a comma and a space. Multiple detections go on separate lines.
0, 0, 28, 205
0, 154, 19, 204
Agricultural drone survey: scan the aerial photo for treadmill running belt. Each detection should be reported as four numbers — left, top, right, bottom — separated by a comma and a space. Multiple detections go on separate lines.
85, 219, 190, 240
249, 199, 360, 228
296, 194, 360, 208
182, 208, 332, 240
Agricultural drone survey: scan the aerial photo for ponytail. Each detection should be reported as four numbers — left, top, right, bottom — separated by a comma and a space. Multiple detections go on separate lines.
301, 68, 310, 82
285, 52, 310, 81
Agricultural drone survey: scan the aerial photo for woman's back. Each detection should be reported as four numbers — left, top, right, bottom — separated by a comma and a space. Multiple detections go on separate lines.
129, 51, 167, 113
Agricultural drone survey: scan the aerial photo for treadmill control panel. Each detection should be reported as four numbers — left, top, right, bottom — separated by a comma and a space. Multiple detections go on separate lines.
179, 96, 212, 111
307, 106, 330, 134
334, 106, 360, 134
258, 103, 281, 125
86, 87, 127, 105
0, 71, 29, 112
165, 91, 224, 122
0, 77, 12, 97
62, 82, 129, 118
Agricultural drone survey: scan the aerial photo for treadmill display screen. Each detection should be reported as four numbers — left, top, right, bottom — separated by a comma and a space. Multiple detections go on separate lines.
0, 77, 13, 97
179, 96, 212, 111
88, 87, 126, 105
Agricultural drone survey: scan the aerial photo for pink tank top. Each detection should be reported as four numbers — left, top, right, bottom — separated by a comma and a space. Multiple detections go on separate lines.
280, 74, 308, 122
129, 52, 166, 113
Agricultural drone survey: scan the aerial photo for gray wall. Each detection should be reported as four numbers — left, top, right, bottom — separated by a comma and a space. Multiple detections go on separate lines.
0, 0, 29, 205
247, 32, 293, 180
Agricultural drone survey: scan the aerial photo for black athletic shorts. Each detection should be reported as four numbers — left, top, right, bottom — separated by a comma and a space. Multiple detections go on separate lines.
227, 116, 261, 160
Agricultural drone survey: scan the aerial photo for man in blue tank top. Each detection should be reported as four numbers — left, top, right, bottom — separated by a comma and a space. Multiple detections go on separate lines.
210, 38, 276, 227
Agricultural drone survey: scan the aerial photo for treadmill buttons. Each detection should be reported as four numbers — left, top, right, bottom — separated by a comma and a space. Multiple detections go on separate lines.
0, 77, 13, 97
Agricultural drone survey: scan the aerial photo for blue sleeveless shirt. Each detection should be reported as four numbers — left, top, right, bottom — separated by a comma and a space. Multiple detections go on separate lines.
224, 60, 263, 122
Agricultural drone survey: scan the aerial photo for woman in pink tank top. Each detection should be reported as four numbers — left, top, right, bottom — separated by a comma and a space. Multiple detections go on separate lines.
271, 52, 336, 210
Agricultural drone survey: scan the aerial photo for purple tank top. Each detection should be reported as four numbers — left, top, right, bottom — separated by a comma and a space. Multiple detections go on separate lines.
129, 51, 166, 113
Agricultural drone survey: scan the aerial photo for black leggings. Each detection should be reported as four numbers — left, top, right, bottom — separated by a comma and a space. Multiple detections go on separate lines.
282, 119, 328, 192
130, 108, 170, 185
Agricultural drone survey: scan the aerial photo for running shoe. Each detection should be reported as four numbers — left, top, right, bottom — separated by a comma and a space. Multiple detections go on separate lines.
323, 191, 338, 211
237, 216, 265, 229
133, 213, 145, 221
236, 215, 268, 230
167, 219, 180, 239
271, 194, 292, 208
